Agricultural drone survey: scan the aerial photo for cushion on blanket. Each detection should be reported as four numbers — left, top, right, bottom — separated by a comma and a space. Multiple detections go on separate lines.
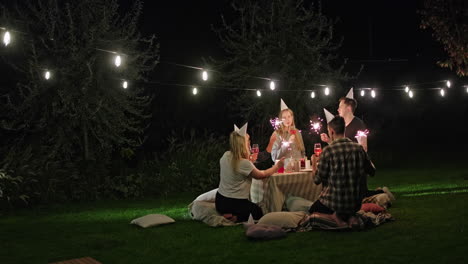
189, 201, 237, 227
130, 214, 175, 228
258, 211, 306, 228
244, 224, 287, 239
285, 196, 314, 212
360, 203, 385, 214
362, 193, 392, 209
195, 188, 218, 202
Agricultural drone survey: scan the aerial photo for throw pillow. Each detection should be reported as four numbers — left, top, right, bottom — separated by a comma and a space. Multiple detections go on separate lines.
195, 188, 218, 202
257, 211, 306, 228
130, 214, 175, 228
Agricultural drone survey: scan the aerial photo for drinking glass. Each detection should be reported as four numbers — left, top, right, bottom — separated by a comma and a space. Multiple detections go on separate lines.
251, 144, 259, 154
314, 143, 322, 156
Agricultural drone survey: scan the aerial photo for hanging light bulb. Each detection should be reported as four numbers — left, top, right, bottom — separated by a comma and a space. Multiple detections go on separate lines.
405, 86, 409, 93
360, 90, 365, 97
446, 80, 451, 88
122, 81, 128, 89
3, 31, 10, 46
371, 89, 376, 98
440, 88, 445, 97
114, 55, 121, 67
44, 70, 51, 80
256, 90, 262, 97
311, 91, 315, 98
192, 87, 198, 95
324, 87, 330, 96
408, 90, 413, 98
269, 80, 275, 90
202, 70, 208, 81
466, 86, 468, 93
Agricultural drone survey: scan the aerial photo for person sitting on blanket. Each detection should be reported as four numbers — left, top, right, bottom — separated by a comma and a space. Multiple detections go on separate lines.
309, 116, 375, 221
215, 123, 285, 222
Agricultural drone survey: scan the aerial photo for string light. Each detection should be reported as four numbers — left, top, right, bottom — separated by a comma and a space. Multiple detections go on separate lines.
440, 88, 445, 97
44, 70, 51, 80
202, 70, 208, 81
408, 90, 413, 98
114, 55, 121, 67
311, 91, 315, 98
360, 90, 365, 96
405, 86, 409, 93
446, 80, 451, 88
324, 87, 330, 96
466, 86, 468, 93
192, 87, 198, 95
3, 31, 10, 46
256, 90, 262, 97
269, 80, 275, 90
371, 89, 376, 98
122, 81, 128, 89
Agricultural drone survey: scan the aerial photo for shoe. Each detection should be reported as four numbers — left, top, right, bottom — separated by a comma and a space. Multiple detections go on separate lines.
382, 186, 395, 201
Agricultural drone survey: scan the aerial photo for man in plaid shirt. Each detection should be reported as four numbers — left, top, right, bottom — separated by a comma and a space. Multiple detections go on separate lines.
309, 116, 375, 220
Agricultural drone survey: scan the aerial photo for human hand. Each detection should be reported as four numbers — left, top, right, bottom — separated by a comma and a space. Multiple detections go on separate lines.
311, 154, 320, 171
320, 133, 329, 143
250, 153, 258, 162
276, 157, 286, 168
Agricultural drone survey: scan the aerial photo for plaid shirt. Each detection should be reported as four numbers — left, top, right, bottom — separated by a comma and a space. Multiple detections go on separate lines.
314, 138, 375, 214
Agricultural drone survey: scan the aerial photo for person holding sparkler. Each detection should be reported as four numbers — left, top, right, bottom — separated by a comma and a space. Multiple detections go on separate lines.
269, 99, 305, 168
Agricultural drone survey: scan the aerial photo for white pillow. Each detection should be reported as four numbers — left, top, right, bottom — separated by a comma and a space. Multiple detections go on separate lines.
195, 188, 218, 202
257, 211, 306, 228
130, 214, 175, 228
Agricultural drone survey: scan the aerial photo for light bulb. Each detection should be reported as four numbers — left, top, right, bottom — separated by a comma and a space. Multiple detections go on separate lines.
409, 90, 413, 98
311, 91, 315, 98
269, 81, 275, 90
122, 81, 128, 89
371, 90, 376, 98
192, 87, 198, 95
202, 70, 208, 81
3, 31, 10, 46
360, 90, 365, 96
44, 71, 51, 80
324, 87, 330, 96
405, 86, 409, 93
114, 55, 121, 67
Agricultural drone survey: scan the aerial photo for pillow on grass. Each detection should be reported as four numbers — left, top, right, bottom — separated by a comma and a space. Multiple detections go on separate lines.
130, 214, 175, 228
360, 203, 385, 214
285, 196, 314, 212
195, 188, 218, 202
257, 211, 306, 228
244, 224, 286, 239
189, 201, 238, 227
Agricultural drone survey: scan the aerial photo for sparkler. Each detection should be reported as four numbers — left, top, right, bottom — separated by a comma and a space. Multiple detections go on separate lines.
269, 117, 282, 130
309, 117, 323, 135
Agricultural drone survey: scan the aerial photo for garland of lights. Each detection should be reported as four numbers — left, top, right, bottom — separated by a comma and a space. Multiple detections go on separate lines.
1, 29, 467, 99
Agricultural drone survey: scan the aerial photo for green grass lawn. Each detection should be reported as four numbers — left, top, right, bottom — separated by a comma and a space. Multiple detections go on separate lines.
1, 162, 468, 264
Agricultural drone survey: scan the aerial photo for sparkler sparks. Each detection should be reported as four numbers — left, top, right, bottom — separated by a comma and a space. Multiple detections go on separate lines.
269, 117, 283, 130
309, 117, 323, 134
355, 129, 369, 138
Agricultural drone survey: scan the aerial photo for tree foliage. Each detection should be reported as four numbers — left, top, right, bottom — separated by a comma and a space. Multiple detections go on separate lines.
213, 0, 350, 143
0, 0, 159, 201
420, 0, 468, 76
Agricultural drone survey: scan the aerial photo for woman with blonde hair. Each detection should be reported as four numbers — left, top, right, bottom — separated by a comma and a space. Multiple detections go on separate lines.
216, 123, 285, 222
268, 99, 305, 163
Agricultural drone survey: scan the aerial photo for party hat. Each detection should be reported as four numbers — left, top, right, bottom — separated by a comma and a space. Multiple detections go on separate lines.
280, 98, 289, 110
234, 123, 248, 137
346, 87, 354, 99
323, 108, 335, 123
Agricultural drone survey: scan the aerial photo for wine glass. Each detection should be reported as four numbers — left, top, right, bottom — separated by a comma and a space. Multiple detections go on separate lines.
314, 143, 322, 156
251, 144, 259, 154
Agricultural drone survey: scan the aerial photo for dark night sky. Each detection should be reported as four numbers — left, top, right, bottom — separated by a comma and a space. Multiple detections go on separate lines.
126, 0, 467, 153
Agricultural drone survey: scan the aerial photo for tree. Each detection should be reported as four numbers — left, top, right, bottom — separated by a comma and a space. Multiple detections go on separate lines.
0, 0, 159, 200
213, 0, 350, 144
420, 0, 468, 76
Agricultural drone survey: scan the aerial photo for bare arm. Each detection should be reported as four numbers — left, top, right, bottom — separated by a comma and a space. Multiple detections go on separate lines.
249, 157, 285, 179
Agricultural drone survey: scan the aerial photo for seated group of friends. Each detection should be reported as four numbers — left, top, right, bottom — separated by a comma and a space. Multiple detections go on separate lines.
215, 95, 392, 223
